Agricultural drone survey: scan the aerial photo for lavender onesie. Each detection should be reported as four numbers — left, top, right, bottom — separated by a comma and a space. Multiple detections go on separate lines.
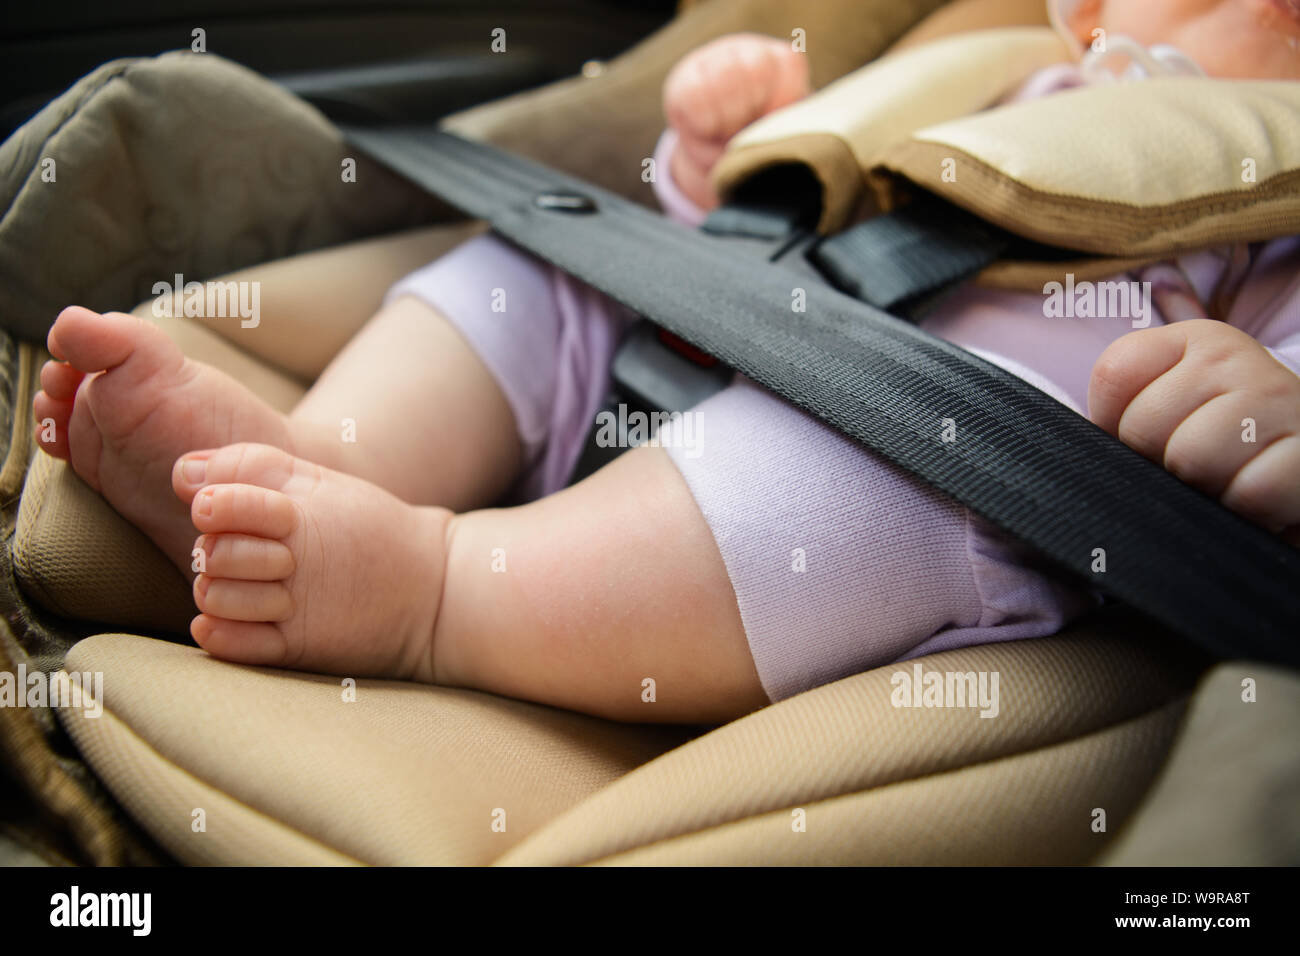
387, 64, 1300, 703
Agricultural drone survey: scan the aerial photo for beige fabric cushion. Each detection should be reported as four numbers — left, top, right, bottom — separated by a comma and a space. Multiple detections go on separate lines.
56, 703, 358, 866
58, 633, 697, 865
14, 453, 195, 635
586, 703, 1185, 865
57, 609, 1204, 865
875, 77, 1300, 259
714, 27, 1069, 233
1100, 663, 1300, 866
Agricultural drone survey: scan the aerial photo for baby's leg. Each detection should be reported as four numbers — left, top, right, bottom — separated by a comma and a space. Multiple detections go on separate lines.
289, 231, 633, 510
128, 223, 485, 383
182, 374, 1095, 723
176, 441, 765, 724
434, 444, 767, 723
288, 293, 521, 511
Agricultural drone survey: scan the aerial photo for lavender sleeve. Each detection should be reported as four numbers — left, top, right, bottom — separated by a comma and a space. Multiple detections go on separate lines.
1268, 340, 1300, 380
651, 128, 710, 227
657, 376, 1095, 702
1234, 237, 1300, 379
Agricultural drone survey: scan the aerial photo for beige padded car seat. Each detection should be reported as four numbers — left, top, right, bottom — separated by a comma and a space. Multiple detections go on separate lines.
2, 0, 1297, 865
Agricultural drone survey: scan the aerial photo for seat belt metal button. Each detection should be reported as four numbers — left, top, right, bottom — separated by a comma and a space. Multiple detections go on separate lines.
534, 190, 597, 213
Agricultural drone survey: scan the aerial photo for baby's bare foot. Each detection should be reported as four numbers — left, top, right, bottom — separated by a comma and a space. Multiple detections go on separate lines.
34, 306, 294, 575
173, 443, 450, 681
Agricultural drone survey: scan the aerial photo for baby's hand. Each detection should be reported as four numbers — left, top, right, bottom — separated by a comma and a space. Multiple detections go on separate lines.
662, 32, 810, 210
1088, 319, 1300, 543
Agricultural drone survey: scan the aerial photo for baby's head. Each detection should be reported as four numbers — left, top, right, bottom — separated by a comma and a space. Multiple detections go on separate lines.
1051, 0, 1300, 80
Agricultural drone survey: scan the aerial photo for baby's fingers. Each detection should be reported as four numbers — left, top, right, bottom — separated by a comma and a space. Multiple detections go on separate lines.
1163, 389, 1296, 497
664, 56, 727, 141
673, 133, 727, 174
670, 52, 766, 142
710, 38, 805, 133
1087, 326, 1186, 437
665, 34, 805, 144
761, 38, 811, 112
1221, 434, 1300, 533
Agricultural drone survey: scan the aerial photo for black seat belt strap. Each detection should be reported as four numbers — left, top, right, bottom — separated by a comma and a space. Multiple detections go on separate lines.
342, 125, 1300, 668
809, 193, 1011, 320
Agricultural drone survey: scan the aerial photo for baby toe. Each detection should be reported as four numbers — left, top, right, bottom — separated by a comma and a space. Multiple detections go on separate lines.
173, 442, 299, 503
32, 391, 73, 459
47, 305, 178, 375
39, 359, 85, 402
194, 533, 296, 580
192, 483, 299, 539
194, 575, 293, 622
191, 615, 288, 666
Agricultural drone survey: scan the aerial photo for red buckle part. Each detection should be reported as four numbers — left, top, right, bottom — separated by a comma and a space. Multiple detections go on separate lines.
656, 328, 719, 367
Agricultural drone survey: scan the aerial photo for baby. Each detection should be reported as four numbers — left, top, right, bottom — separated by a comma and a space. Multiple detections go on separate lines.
33, 0, 1300, 723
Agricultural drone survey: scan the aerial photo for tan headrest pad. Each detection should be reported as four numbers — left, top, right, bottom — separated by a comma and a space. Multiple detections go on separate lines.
888, 0, 1051, 54
875, 77, 1300, 257
713, 27, 1071, 233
